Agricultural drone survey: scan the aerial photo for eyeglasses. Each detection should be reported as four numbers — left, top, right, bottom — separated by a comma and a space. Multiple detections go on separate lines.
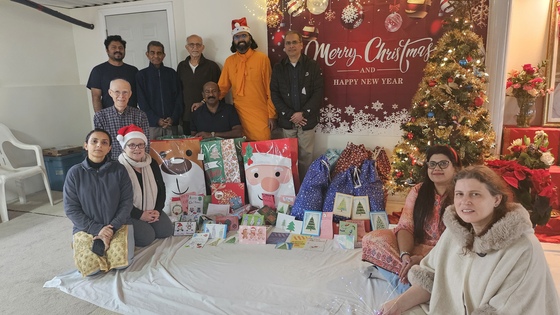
127, 143, 146, 150
187, 43, 202, 48
233, 33, 249, 40
427, 160, 451, 169
110, 89, 130, 97
285, 40, 301, 46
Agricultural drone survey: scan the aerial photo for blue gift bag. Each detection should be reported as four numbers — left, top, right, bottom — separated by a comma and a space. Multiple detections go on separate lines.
354, 159, 385, 212
291, 155, 330, 220
322, 166, 359, 222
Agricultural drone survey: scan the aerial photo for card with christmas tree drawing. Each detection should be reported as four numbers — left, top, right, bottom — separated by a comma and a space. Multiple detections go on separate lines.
333, 192, 353, 218
351, 195, 370, 220
276, 212, 302, 234
370, 212, 389, 231
302, 210, 322, 236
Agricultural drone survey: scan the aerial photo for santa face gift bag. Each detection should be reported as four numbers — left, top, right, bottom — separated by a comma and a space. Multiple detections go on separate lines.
242, 139, 298, 209
150, 138, 206, 214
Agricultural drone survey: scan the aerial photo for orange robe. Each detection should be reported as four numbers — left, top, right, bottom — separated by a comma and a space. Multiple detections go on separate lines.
218, 49, 277, 141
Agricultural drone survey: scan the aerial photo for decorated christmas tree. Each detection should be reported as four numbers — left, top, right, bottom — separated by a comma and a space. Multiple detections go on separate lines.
390, 2, 495, 192
355, 202, 366, 215
305, 217, 316, 231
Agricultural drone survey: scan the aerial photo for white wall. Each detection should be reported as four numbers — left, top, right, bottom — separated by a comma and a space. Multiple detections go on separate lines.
0, 0, 553, 202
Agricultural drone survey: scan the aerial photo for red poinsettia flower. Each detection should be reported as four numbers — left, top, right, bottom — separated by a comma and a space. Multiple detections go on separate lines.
523, 64, 535, 75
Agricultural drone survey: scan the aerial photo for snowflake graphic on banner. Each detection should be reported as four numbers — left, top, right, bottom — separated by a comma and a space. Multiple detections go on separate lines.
371, 101, 383, 111
345, 105, 355, 115
471, 0, 489, 28
341, 4, 358, 23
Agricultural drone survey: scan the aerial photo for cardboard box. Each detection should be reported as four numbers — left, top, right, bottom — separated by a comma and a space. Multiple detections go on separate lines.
42, 145, 83, 157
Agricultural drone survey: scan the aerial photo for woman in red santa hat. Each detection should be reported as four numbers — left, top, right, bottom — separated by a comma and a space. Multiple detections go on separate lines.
117, 124, 173, 247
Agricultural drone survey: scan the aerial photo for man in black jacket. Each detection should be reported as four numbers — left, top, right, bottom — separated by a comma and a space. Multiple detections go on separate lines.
270, 30, 324, 179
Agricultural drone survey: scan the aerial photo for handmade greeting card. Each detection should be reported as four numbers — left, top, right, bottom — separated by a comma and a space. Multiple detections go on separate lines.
319, 212, 334, 239
276, 213, 296, 231
275, 242, 293, 250
169, 197, 183, 222
338, 221, 358, 242
184, 233, 210, 248
238, 225, 267, 244
276, 201, 292, 214
334, 234, 355, 249
302, 210, 322, 237
287, 234, 310, 248
241, 213, 265, 226
266, 232, 290, 244
203, 223, 228, 239
214, 215, 239, 232
257, 206, 278, 225
345, 220, 367, 242
351, 195, 370, 220
333, 192, 353, 218
174, 221, 196, 236
206, 203, 230, 216
224, 235, 238, 244
370, 212, 390, 231
178, 194, 204, 222
303, 237, 327, 252
262, 193, 276, 208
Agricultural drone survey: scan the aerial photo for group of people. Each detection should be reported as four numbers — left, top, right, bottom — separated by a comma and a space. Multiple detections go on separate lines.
87, 17, 323, 179
362, 145, 559, 314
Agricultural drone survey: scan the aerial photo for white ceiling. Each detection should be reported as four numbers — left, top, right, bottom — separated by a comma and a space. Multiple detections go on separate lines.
25, 0, 141, 9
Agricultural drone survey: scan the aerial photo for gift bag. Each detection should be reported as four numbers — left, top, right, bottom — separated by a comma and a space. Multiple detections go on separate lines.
332, 143, 371, 177
200, 138, 245, 184
372, 146, 391, 184
354, 159, 385, 212
150, 138, 206, 214
242, 139, 298, 208
291, 155, 331, 220
322, 166, 360, 222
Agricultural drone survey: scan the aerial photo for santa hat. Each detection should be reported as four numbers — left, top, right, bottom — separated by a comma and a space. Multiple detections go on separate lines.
117, 124, 147, 149
246, 153, 291, 168
231, 17, 251, 36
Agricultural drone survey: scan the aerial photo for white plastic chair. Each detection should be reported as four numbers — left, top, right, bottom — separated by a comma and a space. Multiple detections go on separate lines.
0, 123, 54, 222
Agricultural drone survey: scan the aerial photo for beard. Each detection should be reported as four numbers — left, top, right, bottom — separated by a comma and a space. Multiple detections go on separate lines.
111, 52, 124, 61
235, 40, 250, 54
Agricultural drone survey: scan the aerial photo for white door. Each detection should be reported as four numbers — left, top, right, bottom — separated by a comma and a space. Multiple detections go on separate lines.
105, 10, 171, 70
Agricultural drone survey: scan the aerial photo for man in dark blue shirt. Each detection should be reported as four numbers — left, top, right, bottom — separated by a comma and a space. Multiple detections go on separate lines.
136, 41, 183, 139
191, 82, 243, 139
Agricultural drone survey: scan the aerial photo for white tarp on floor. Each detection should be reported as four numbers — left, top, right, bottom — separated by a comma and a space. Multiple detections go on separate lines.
45, 236, 397, 315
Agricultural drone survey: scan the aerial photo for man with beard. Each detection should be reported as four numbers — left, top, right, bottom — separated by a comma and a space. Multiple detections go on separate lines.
218, 17, 276, 141
177, 34, 221, 135
191, 81, 243, 139
87, 35, 138, 112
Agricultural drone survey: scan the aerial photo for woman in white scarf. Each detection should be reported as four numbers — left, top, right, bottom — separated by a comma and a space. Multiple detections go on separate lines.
117, 124, 173, 247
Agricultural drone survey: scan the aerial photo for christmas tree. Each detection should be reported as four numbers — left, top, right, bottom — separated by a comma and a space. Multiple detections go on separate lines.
391, 2, 495, 192
305, 217, 316, 232
287, 221, 296, 232
355, 202, 366, 215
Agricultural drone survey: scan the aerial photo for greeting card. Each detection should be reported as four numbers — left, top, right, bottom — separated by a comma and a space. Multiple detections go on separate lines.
266, 232, 290, 244
287, 234, 310, 248
262, 193, 276, 208
203, 223, 228, 239
302, 210, 322, 237
370, 212, 390, 230
304, 238, 327, 252
319, 212, 334, 239
275, 242, 293, 250
241, 213, 265, 226
338, 221, 358, 242
257, 206, 278, 225
184, 233, 210, 248
211, 182, 245, 209
345, 220, 367, 242
334, 234, 355, 249
206, 203, 230, 216
238, 225, 267, 244
333, 192, 353, 218
351, 195, 370, 220
174, 221, 196, 236
276, 201, 292, 214
214, 215, 240, 232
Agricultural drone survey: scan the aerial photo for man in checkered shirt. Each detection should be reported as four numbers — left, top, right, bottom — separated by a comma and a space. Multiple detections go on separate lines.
94, 78, 150, 160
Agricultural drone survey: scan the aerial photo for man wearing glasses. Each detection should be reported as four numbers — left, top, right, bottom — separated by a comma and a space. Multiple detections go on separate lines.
218, 17, 277, 141
270, 30, 324, 179
87, 35, 138, 112
94, 78, 150, 160
177, 34, 221, 135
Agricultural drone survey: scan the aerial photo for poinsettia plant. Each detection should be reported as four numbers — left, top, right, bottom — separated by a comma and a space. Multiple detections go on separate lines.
503, 130, 555, 169
486, 159, 558, 226
505, 61, 552, 99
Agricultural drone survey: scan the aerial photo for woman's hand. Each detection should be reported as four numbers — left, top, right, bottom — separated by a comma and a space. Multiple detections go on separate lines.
96, 225, 114, 250
399, 254, 423, 284
141, 210, 160, 223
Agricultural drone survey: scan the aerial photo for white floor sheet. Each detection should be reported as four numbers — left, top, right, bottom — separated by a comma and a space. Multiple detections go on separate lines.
45, 236, 397, 315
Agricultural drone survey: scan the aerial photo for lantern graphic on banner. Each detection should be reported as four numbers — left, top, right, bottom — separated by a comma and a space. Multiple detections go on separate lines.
340, 0, 364, 29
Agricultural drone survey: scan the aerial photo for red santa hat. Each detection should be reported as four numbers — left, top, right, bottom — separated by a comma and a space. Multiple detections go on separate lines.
116, 124, 147, 149
231, 17, 251, 36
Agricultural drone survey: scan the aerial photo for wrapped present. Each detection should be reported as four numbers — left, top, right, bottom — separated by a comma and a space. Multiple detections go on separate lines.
200, 138, 245, 184
210, 182, 245, 209
242, 139, 299, 209
150, 138, 206, 214
291, 155, 330, 220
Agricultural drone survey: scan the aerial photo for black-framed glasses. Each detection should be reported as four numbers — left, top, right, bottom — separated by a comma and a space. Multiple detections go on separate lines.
427, 160, 451, 169
285, 40, 301, 46
127, 143, 146, 150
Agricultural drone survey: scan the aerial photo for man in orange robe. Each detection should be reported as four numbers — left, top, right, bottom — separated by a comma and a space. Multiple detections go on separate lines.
218, 17, 276, 141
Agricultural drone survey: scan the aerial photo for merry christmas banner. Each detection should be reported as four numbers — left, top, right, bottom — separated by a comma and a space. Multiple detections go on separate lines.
267, 0, 489, 135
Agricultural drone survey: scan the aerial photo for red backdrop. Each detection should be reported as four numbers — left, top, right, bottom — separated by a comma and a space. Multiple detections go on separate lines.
267, 0, 489, 134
